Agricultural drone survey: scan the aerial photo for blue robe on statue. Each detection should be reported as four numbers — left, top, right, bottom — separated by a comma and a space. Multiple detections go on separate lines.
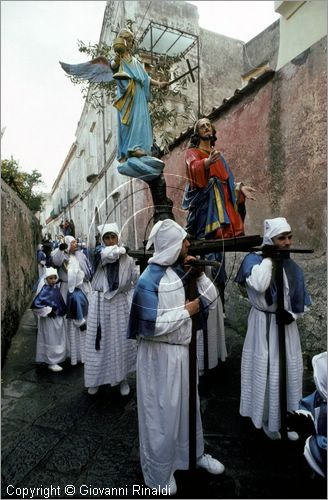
60, 55, 162, 180
59, 55, 163, 181
112, 56, 152, 161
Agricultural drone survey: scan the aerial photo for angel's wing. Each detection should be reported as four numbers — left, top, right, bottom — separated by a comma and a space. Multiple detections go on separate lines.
59, 56, 115, 83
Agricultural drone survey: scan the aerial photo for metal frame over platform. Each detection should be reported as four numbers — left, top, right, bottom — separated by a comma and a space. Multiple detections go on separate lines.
138, 21, 197, 59
137, 21, 201, 116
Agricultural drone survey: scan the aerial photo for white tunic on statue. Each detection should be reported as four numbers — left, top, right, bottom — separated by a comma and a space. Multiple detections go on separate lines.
137, 268, 217, 489
84, 246, 138, 388
33, 305, 66, 365
240, 257, 304, 432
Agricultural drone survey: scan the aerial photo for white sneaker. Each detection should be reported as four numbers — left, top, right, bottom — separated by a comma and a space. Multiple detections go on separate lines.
88, 386, 99, 395
48, 364, 63, 372
197, 454, 225, 474
120, 380, 130, 396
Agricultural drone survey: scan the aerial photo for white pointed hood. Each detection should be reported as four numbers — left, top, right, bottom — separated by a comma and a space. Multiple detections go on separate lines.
97, 223, 121, 244
261, 217, 291, 246
147, 219, 187, 266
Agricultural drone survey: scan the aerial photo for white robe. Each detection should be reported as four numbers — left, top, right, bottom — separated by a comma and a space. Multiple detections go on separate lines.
84, 248, 138, 388
137, 268, 217, 489
197, 286, 226, 371
51, 250, 91, 301
240, 257, 305, 432
33, 306, 66, 365
66, 318, 86, 365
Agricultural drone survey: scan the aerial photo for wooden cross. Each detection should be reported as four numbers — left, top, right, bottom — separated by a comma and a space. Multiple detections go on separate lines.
168, 59, 199, 86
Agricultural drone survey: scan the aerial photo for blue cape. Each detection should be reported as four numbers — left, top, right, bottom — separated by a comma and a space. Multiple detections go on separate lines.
235, 252, 311, 313
128, 262, 210, 339
66, 288, 88, 320
37, 249, 46, 263
31, 284, 67, 316
300, 391, 327, 476
128, 263, 167, 339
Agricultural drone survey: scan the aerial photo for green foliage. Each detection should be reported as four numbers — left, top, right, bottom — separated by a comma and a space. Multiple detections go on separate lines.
147, 54, 193, 151
1, 158, 45, 212
65, 26, 194, 151
67, 39, 117, 110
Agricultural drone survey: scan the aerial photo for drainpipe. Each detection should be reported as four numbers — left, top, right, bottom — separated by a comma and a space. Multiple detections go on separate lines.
67, 167, 71, 220
102, 92, 109, 215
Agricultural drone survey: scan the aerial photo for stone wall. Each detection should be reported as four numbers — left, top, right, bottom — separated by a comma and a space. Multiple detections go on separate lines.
157, 37, 327, 356
243, 20, 280, 74
198, 28, 244, 116
1, 181, 41, 365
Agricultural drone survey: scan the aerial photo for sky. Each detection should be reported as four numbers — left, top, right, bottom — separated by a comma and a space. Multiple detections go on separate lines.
1, 1, 280, 192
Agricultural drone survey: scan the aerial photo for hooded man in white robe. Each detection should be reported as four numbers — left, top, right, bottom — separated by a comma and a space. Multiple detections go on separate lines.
32, 267, 67, 372
65, 261, 89, 365
51, 235, 92, 365
51, 235, 92, 302
84, 222, 139, 396
235, 217, 311, 441
128, 219, 225, 495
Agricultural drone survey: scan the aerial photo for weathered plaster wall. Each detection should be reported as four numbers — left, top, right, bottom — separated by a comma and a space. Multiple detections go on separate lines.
158, 37, 326, 355
1, 181, 41, 365
199, 28, 244, 115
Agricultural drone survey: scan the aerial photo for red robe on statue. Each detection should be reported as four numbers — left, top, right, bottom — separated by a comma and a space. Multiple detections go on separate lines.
184, 148, 245, 239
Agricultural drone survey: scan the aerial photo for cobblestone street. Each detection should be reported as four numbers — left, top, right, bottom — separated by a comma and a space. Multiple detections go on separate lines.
1, 309, 326, 499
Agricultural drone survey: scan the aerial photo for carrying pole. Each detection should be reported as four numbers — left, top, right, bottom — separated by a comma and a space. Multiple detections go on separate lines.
270, 247, 313, 440
274, 251, 288, 440
187, 272, 198, 471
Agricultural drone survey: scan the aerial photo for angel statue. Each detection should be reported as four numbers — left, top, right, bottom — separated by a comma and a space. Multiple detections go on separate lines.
60, 27, 174, 223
